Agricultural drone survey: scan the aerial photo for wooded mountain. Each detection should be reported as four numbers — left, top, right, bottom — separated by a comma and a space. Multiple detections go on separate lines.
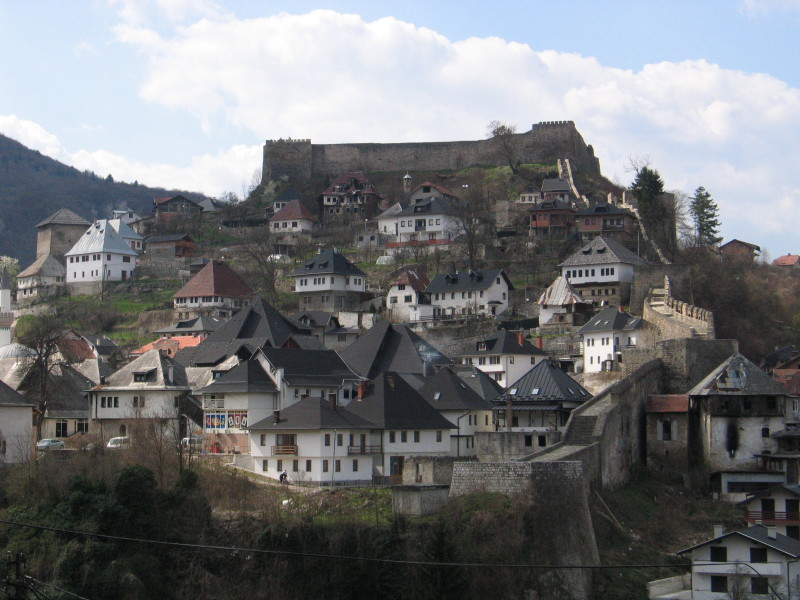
0, 133, 210, 264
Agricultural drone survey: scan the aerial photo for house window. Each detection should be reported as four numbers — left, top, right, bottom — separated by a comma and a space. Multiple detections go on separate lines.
335, 460, 341, 472
101, 397, 106, 408
413, 431, 420, 443
306, 460, 312, 472
123, 256, 131, 263
76, 419, 88, 434
324, 434, 330, 446
352, 459, 358, 472
389, 431, 395, 443
749, 547, 768, 563
662, 420, 673, 441
538, 435, 547, 447
401, 431, 407, 443
710, 576, 727, 593
260, 434, 267, 446
436, 430, 442, 442
262, 460, 268, 471
276, 459, 283, 471
709, 547, 727, 562
292, 459, 299, 472
762, 427, 770, 438
132, 396, 145, 408
322, 460, 329, 472
113, 397, 119, 407
55, 420, 68, 437
337, 433, 343, 446
524, 435, 532, 447
750, 578, 768, 594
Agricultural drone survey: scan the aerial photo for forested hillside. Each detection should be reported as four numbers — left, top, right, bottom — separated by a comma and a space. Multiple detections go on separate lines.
0, 134, 210, 264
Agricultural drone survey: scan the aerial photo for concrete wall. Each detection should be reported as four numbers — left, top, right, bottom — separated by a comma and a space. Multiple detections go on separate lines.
401, 455, 464, 485
263, 122, 601, 191
392, 485, 450, 516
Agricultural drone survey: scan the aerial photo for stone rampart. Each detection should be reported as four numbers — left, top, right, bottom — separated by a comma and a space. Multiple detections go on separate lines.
262, 122, 601, 189
630, 265, 691, 315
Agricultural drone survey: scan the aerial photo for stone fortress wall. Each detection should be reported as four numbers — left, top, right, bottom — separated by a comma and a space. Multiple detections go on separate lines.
261, 121, 601, 187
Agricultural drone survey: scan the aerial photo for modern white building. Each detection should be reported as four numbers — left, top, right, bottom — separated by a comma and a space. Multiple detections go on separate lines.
269, 199, 317, 234
65, 219, 139, 294
378, 197, 463, 253
425, 269, 513, 318
108, 218, 144, 252
578, 306, 643, 373
289, 247, 366, 311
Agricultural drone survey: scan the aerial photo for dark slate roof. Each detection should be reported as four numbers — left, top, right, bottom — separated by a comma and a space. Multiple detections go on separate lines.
345, 372, 455, 430
541, 178, 572, 193
248, 396, 374, 431
36, 208, 91, 228
575, 202, 634, 217
529, 199, 574, 212
339, 322, 450, 379
736, 484, 800, 505
291, 311, 336, 328
395, 197, 457, 217
0, 378, 32, 407
450, 365, 504, 401
196, 360, 278, 395
82, 335, 119, 356
42, 364, 93, 418
578, 307, 643, 335
94, 348, 189, 390
460, 329, 546, 357
689, 353, 789, 397
290, 248, 366, 278
762, 345, 799, 370
494, 360, 592, 408
146, 234, 194, 244
425, 269, 513, 294
270, 199, 317, 222
155, 316, 223, 336
175, 298, 312, 367
417, 367, 493, 411
679, 524, 800, 558
559, 236, 647, 267
258, 347, 361, 387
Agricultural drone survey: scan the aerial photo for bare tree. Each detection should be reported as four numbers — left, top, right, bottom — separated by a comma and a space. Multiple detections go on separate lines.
452, 173, 496, 269
239, 227, 281, 303
487, 120, 520, 174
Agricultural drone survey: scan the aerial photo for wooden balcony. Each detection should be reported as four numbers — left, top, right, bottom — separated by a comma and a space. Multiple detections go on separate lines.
745, 511, 800, 524
347, 445, 381, 455
271, 445, 298, 455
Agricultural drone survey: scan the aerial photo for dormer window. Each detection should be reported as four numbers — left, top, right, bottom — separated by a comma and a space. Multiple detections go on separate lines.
477, 342, 487, 351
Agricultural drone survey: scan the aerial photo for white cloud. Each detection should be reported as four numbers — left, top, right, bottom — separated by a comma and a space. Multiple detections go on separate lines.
741, 0, 800, 14
0, 115, 68, 159
109, 0, 225, 25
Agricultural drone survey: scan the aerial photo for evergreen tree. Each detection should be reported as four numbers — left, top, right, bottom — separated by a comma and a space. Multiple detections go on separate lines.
630, 165, 665, 226
689, 186, 722, 246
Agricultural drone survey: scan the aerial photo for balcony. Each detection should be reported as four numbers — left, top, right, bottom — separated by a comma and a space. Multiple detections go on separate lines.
271, 445, 298, 455
347, 445, 381, 455
745, 511, 800, 524
693, 561, 782, 576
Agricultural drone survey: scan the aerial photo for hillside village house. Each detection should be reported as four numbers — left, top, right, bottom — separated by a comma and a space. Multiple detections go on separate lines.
576, 203, 638, 243
65, 219, 139, 293
417, 366, 494, 456
537, 275, 591, 327
289, 247, 366, 311
489, 359, 592, 457
34, 208, 91, 260
773, 254, 800, 268
740, 484, 800, 539
0, 380, 33, 464
87, 348, 194, 442
269, 198, 317, 234
517, 183, 542, 204
541, 178, 576, 203
425, 269, 513, 318
108, 218, 144, 252
322, 172, 381, 217
578, 306, 644, 373
173, 260, 252, 320
458, 330, 547, 387
720, 239, 761, 262
407, 181, 460, 205
145, 234, 197, 262
559, 236, 647, 305
386, 269, 430, 323
153, 195, 203, 222
16, 255, 66, 302
378, 197, 464, 254
291, 311, 359, 351
271, 188, 300, 212
529, 199, 577, 239
646, 394, 690, 472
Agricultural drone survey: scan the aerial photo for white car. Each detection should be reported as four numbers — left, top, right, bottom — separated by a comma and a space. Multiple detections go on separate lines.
106, 436, 131, 449
37, 438, 65, 451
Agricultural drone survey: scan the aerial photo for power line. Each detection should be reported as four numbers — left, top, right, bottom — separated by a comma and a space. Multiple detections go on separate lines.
26, 576, 91, 600
1, 518, 690, 571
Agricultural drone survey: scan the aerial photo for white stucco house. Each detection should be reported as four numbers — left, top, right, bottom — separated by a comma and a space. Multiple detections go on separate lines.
458, 330, 548, 387
16, 255, 66, 302
289, 247, 366, 311
378, 197, 464, 254
269, 199, 317, 234
578, 306, 643, 373
65, 219, 139, 293
386, 269, 430, 323
425, 269, 513, 318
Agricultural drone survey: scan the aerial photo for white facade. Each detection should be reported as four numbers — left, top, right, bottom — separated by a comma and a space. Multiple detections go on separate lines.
202, 390, 277, 438
429, 277, 511, 317
461, 353, 545, 388
293, 274, 365, 295
377, 428, 451, 478
685, 533, 799, 599
441, 409, 493, 456
271, 217, 315, 234
378, 212, 462, 245
88, 389, 183, 439
704, 415, 784, 471
386, 283, 427, 322
582, 329, 638, 373
561, 261, 634, 286
66, 252, 135, 283
0, 404, 33, 464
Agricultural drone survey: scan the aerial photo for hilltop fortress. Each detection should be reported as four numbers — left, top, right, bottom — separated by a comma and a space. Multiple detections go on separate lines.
261, 121, 601, 186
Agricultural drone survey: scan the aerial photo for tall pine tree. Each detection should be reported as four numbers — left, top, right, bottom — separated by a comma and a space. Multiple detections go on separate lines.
630, 166, 665, 226
689, 186, 722, 247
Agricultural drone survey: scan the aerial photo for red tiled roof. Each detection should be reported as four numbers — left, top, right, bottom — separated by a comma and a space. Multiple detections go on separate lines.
646, 394, 688, 413
132, 336, 202, 357
773, 254, 800, 266
57, 337, 96, 361
173, 260, 252, 299
269, 199, 317, 222
392, 269, 430, 292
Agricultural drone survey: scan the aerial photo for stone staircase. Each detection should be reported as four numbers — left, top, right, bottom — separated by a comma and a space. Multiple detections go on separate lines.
563, 415, 599, 445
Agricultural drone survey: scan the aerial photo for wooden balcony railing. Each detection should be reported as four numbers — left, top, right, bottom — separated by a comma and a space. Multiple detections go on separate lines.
271, 445, 298, 455
745, 511, 800, 523
347, 445, 381, 455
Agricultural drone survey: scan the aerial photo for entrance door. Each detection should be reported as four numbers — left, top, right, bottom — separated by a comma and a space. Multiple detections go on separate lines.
389, 456, 404, 482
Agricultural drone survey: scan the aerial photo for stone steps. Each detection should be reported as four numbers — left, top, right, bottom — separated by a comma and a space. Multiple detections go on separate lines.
564, 415, 598, 445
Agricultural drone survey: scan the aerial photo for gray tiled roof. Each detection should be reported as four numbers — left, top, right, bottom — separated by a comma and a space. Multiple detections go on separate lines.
494, 360, 591, 407
541, 178, 571, 193
459, 329, 546, 358
65, 220, 138, 257
290, 248, 366, 278
0, 378, 32, 407
417, 367, 493, 411
537, 276, 586, 306
155, 316, 223, 336
36, 208, 91, 228
339, 322, 450, 380
395, 197, 457, 217
17, 254, 66, 279
689, 353, 788, 397
425, 269, 513, 294
575, 203, 634, 217
345, 372, 455, 430
95, 348, 189, 390
578, 307, 643, 334
196, 360, 278, 395
559, 236, 647, 268
259, 347, 361, 387
450, 365, 503, 401
248, 396, 374, 431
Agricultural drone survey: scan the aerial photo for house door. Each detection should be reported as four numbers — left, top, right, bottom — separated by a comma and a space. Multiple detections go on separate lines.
359, 434, 366, 452
121, 270, 127, 281
787, 499, 799, 521
761, 498, 776, 519
389, 456, 404, 481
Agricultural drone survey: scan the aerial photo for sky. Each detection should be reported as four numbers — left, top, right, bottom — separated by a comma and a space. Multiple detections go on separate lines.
1, 0, 799, 257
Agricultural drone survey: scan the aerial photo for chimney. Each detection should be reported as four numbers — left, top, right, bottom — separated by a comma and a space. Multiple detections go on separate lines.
273, 410, 280, 425
328, 393, 337, 411
618, 306, 624, 313
517, 331, 524, 347
357, 381, 367, 401
767, 525, 777, 539
535, 336, 544, 350
713, 524, 724, 538
506, 397, 513, 432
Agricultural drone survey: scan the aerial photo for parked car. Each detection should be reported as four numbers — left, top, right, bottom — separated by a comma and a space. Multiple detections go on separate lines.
181, 437, 203, 452
106, 436, 131, 449
36, 438, 65, 451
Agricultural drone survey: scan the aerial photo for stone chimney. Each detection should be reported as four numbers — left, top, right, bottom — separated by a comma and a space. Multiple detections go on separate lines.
713, 524, 724, 538
767, 525, 777, 539
517, 331, 524, 347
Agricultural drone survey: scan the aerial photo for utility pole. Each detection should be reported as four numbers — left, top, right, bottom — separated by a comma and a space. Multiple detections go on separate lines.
5, 552, 28, 600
